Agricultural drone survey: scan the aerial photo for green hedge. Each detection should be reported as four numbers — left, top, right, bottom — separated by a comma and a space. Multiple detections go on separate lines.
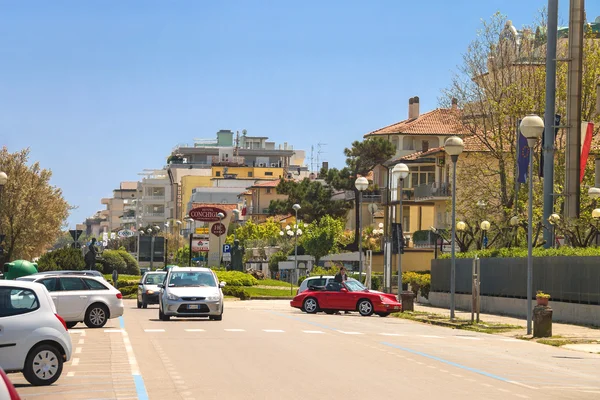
37, 247, 86, 271
215, 271, 258, 287
222, 286, 251, 300
438, 247, 600, 259
100, 250, 127, 274
116, 250, 140, 275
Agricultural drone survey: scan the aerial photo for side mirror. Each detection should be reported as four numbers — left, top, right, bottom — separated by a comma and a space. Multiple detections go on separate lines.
340, 288, 348, 293
219, 281, 226, 288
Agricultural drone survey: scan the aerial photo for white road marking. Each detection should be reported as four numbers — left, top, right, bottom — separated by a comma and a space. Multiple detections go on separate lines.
78, 339, 84, 345
497, 388, 511, 393
104, 329, 124, 333
427, 365, 437, 369
481, 383, 493, 388
508, 381, 538, 390
439, 369, 449, 373
72, 358, 80, 366
75, 347, 82, 354
185, 329, 205, 332
67, 371, 75, 377
121, 330, 140, 375
263, 329, 285, 333
337, 331, 363, 335
224, 329, 245, 332
416, 362, 425, 365
379, 333, 404, 336
144, 329, 165, 332
515, 395, 530, 399
455, 336, 481, 340
451, 374, 463, 378
303, 330, 325, 334
69, 330, 86, 336
420, 335, 443, 338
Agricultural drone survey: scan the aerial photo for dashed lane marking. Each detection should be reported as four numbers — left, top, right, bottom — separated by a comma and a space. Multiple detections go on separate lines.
455, 336, 481, 340
104, 329, 124, 333
224, 329, 245, 332
185, 329, 205, 332
337, 331, 363, 335
263, 329, 285, 333
302, 330, 325, 334
379, 333, 404, 336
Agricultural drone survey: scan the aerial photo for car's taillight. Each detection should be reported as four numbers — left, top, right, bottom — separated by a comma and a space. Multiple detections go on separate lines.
116, 292, 123, 299
55, 313, 68, 331
0, 369, 21, 400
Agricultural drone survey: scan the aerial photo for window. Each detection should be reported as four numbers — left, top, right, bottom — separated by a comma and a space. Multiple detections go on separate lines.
39, 278, 58, 292
0, 288, 40, 317
248, 172, 253, 177
168, 271, 216, 287
84, 279, 108, 290
265, 172, 273, 176
266, 188, 271, 194
216, 171, 221, 177
60, 277, 87, 291
145, 274, 166, 285
325, 282, 343, 292
410, 165, 436, 188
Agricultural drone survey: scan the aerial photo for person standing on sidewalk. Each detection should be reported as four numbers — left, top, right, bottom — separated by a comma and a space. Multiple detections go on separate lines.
112, 268, 119, 288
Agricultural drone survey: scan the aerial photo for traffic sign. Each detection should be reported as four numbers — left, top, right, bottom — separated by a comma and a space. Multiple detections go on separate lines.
69, 229, 83, 242
195, 227, 209, 234
192, 239, 209, 252
223, 244, 231, 253
222, 253, 231, 262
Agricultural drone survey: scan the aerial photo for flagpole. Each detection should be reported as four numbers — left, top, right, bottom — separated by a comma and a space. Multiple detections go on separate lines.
515, 119, 521, 215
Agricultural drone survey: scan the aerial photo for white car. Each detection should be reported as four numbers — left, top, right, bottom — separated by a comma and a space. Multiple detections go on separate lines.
16, 274, 124, 329
158, 267, 225, 321
0, 280, 72, 386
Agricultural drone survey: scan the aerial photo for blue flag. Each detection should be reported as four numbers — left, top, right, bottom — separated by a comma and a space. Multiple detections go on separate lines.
517, 124, 530, 184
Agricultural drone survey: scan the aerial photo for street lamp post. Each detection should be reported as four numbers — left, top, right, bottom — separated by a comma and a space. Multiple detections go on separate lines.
292, 204, 301, 284
593, 209, 600, 246
0, 171, 7, 263
185, 216, 194, 266
217, 212, 225, 267
444, 136, 465, 320
480, 220, 490, 249
520, 114, 544, 335
355, 177, 369, 279
392, 163, 409, 302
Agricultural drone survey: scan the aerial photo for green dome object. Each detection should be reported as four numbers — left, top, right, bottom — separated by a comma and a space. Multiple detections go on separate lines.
3, 260, 39, 280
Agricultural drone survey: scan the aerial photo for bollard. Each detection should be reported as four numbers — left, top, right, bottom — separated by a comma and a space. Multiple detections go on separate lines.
533, 305, 553, 338
400, 291, 415, 312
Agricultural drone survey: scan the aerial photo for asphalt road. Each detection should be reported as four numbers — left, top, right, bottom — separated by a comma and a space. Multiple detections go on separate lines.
13, 299, 600, 400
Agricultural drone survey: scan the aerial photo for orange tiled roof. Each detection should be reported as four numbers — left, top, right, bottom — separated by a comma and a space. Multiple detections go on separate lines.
365, 108, 471, 137
251, 180, 282, 188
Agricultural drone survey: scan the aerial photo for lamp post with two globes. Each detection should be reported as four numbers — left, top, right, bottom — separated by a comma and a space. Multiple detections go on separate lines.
392, 163, 409, 301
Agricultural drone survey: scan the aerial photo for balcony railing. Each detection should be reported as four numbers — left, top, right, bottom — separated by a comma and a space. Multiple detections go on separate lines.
211, 156, 245, 165
121, 217, 136, 223
142, 195, 165, 202
414, 182, 451, 201
143, 212, 166, 218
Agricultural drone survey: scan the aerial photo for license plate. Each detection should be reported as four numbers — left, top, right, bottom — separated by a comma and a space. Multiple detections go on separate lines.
394, 306, 400, 309
187, 304, 199, 310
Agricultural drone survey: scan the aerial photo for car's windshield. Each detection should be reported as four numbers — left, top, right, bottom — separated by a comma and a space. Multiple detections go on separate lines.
168, 271, 216, 287
145, 273, 166, 284
344, 280, 367, 292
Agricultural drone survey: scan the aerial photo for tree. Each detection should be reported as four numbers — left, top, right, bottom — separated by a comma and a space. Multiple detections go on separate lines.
267, 178, 351, 222
301, 215, 345, 264
441, 13, 600, 229
322, 138, 395, 250
227, 218, 281, 247
0, 147, 70, 262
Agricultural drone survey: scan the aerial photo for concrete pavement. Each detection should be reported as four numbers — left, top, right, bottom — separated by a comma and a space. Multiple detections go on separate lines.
13, 299, 600, 399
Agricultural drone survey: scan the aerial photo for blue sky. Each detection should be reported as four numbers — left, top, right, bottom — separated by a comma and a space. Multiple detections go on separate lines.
2, 0, 599, 227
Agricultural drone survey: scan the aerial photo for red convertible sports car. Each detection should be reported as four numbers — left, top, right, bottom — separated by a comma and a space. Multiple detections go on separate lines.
290, 279, 402, 317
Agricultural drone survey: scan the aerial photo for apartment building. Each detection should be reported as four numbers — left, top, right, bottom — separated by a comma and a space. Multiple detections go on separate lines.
136, 170, 173, 229
99, 182, 138, 232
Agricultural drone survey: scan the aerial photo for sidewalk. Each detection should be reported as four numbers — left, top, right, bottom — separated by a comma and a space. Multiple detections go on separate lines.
414, 303, 600, 353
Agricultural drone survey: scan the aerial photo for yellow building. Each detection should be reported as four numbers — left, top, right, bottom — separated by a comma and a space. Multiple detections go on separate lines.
211, 166, 285, 180
244, 180, 288, 223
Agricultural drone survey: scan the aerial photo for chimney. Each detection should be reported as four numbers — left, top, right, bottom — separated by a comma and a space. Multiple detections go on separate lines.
413, 96, 420, 118
451, 97, 458, 110
408, 97, 414, 119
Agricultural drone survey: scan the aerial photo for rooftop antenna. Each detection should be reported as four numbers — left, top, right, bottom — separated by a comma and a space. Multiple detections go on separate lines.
317, 142, 327, 173
234, 131, 240, 156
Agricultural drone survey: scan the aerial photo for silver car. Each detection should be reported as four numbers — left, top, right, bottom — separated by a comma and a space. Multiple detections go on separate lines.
158, 267, 225, 321
137, 271, 167, 309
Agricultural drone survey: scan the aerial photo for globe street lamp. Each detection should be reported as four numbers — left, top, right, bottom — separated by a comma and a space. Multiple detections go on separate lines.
444, 136, 464, 320
0, 171, 7, 256
392, 163, 410, 302
292, 204, 301, 282
217, 212, 225, 267
480, 220, 490, 249
520, 114, 544, 335
589, 187, 600, 209
547, 213, 560, 248
355, 176, 369, 279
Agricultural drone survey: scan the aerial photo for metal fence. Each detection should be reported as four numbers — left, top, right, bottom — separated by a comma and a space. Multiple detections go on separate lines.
431, 257, 600, 305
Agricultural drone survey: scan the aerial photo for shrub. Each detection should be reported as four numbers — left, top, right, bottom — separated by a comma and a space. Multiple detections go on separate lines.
37, 247, 85, 271
215, 271, 258, 286
100, 250, 127, 274
116, 250, 140, 275
309, 265, 340, 276
222, 286, 251, 300
402, 271, 431, 299
119, 285, 138, 297
438, 246, 600, 259
268, 251, 289, 273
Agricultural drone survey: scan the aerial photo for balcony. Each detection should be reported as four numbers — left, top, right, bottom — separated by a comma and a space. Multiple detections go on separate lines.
141, 195, 165, 202
101, 198, 110, 205
414, 182, 451, 201
121, 216, 136, 223
211, 156, 245, 166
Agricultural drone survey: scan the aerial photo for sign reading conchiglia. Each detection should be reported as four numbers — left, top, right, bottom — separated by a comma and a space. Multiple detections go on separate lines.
189, 207, 227, 222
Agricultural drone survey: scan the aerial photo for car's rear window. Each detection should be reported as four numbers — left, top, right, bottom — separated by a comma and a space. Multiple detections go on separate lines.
0, 287, 40, 317
84, 278, 108, 290
145, 274, 166, 284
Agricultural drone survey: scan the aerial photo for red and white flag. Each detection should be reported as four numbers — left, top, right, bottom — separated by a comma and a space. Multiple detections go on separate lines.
241, 199, 247, 216
580, 122, 594, 182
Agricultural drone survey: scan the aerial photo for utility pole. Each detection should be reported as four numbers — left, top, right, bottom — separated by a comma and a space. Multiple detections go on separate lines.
564, 0, 585, 219
542, 0, 559, 248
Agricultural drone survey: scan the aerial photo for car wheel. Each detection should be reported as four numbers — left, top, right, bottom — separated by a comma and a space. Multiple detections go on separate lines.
357, 299, 374, 317
136, 299, 142, 309
377, 312, 390, 317
66, 321, 78, 329
142, 302, 148, 309
158, 306, 170, 321
303, 297, 319, 314
84, 303, 109, 328
23, 344, 63, 386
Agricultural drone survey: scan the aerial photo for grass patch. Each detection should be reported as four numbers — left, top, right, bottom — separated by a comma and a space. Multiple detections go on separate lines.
245, 287, 295, 298
256, 278, 296, 288
536, 338, 578, 347
391, 311, 522, 334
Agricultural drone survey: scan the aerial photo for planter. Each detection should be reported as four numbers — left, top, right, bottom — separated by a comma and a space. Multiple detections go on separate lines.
536, 297, 549, 307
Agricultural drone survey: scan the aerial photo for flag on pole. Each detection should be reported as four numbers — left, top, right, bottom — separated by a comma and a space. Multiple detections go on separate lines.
241, 199, 247, 216
580, 121, 594, 182
517, 127, 530, 184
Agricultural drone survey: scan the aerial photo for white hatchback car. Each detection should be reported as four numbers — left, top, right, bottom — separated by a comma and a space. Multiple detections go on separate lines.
158, 267, 225, 321
16, 274, 124, 329
0, 280, 72, 386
